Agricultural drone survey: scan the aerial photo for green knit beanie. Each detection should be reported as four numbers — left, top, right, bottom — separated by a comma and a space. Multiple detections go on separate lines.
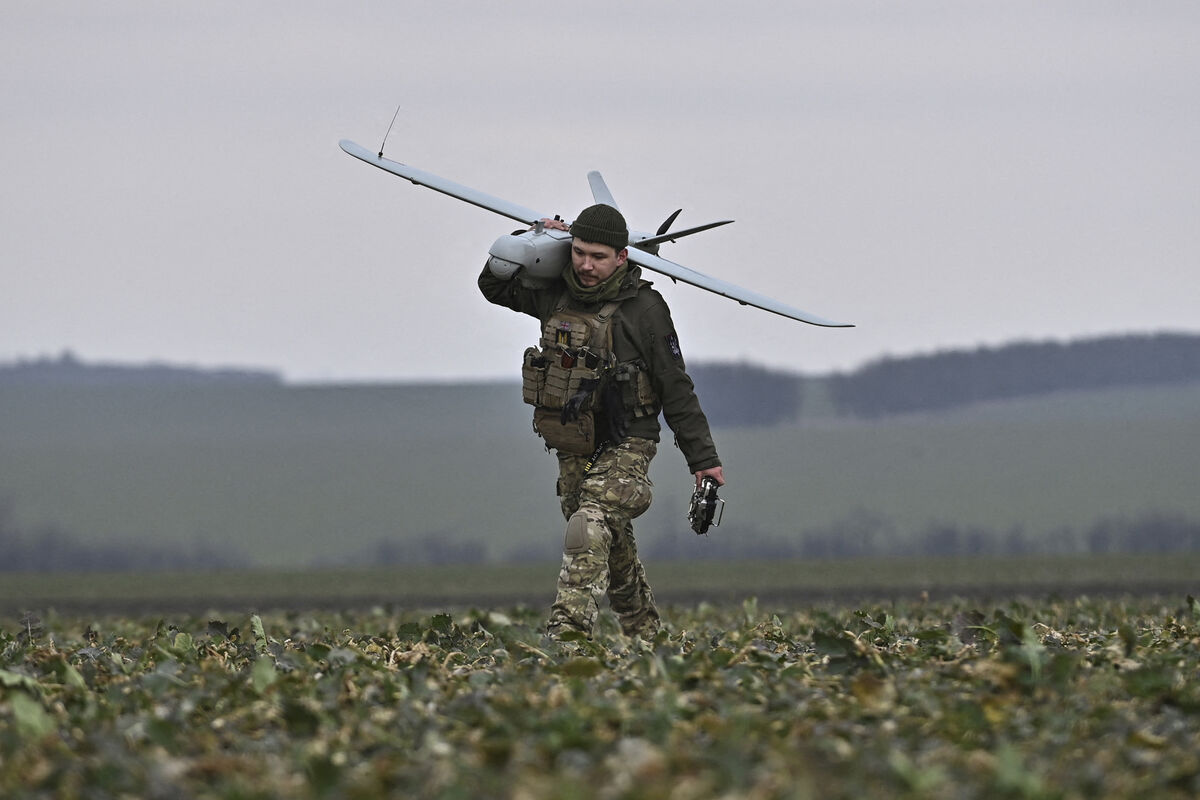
570, 204, 628, 250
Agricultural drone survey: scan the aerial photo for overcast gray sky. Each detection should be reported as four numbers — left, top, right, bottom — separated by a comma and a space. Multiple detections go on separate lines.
4, 1, 1197, 382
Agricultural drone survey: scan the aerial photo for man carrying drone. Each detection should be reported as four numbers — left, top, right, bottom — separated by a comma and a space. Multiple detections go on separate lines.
479, 204, 725, 641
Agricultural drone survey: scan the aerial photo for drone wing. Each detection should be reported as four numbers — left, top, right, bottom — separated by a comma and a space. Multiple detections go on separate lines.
340, 140, 544, 225
582, 169, 847, 325
627, 247, 853, 328
341, 140, 853, 327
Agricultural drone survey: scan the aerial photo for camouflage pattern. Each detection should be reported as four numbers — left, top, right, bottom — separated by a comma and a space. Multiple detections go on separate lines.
547, 437, 660, 639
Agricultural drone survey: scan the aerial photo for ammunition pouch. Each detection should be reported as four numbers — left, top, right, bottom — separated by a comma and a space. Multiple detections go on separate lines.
521, 348, 547, 406
523, 348, 609, 412
612, 360, 659, 419
545, 358, 607, 411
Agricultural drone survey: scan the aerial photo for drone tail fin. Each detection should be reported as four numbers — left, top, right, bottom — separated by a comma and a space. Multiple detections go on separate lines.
587, 171, 619, 209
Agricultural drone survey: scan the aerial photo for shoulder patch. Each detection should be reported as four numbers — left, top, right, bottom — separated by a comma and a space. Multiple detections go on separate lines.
665, 331, 682, 360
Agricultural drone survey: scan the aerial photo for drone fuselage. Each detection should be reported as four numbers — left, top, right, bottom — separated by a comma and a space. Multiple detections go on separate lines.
486, 227, 572, 280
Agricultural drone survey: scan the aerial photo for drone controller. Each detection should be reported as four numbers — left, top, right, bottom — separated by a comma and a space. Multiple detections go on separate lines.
688, 477, 725, 535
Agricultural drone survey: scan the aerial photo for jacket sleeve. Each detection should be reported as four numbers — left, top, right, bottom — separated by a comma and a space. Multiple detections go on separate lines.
640, 295, 722, 473
478, 263, 545, 319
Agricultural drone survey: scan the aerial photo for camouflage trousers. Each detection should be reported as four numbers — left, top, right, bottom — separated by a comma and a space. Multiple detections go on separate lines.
547, 437, 660, 639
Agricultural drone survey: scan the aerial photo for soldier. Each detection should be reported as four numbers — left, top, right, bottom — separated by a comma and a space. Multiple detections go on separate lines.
479, 203, 725, 640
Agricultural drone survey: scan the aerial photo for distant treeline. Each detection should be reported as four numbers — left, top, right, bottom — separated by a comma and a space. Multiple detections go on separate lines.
829, 332, 1200, 417
644, 512, 1200, 563
0, 351, 281, 387
694, 332, 1200, 423
4, 496, 1198, 572
689, 363, 801, 426
304, 511, 1200, 569
5, 332, 1199, 421
0, 503, 239, 572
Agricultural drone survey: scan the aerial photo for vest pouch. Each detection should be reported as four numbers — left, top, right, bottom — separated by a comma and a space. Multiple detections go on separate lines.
521, 347, 547, 406
614, 361, 660, 418
532, 407, 597, 455
543, 362, 603, 411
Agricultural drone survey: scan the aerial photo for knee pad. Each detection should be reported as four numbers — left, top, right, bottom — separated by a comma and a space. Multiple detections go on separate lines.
563, 511, 590, 555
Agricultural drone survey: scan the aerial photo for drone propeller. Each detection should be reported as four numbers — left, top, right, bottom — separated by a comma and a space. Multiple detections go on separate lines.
657, 209, 683, 237
633, 218, 734, 250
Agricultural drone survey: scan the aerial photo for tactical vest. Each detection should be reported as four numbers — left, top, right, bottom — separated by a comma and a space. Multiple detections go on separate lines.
521, 293, 658, 454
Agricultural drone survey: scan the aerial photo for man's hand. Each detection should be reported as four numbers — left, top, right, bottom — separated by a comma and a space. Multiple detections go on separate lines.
694, 466, 725, 489
537, 217, 569, 232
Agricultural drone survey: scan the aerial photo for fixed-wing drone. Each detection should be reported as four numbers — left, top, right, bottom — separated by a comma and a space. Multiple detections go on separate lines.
339, 139, 852, 328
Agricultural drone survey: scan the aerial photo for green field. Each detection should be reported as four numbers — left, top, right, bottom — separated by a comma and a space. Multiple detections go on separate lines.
2, 381, 1198, 568
4, 593, 1199, 798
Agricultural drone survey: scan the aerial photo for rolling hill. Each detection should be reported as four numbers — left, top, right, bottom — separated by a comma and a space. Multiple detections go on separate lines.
2, 336, 1198, 571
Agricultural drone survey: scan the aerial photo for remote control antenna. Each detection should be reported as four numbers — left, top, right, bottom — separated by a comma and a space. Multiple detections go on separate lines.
379, 105, 402, 158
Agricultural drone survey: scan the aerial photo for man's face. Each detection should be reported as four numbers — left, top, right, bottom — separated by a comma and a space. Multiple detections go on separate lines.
571, 239, 627, 287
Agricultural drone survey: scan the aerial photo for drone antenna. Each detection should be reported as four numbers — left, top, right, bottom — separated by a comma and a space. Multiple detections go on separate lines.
379, 105, 402, 158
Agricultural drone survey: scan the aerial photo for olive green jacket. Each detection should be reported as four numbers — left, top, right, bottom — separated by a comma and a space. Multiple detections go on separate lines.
478, 264, 721, 473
